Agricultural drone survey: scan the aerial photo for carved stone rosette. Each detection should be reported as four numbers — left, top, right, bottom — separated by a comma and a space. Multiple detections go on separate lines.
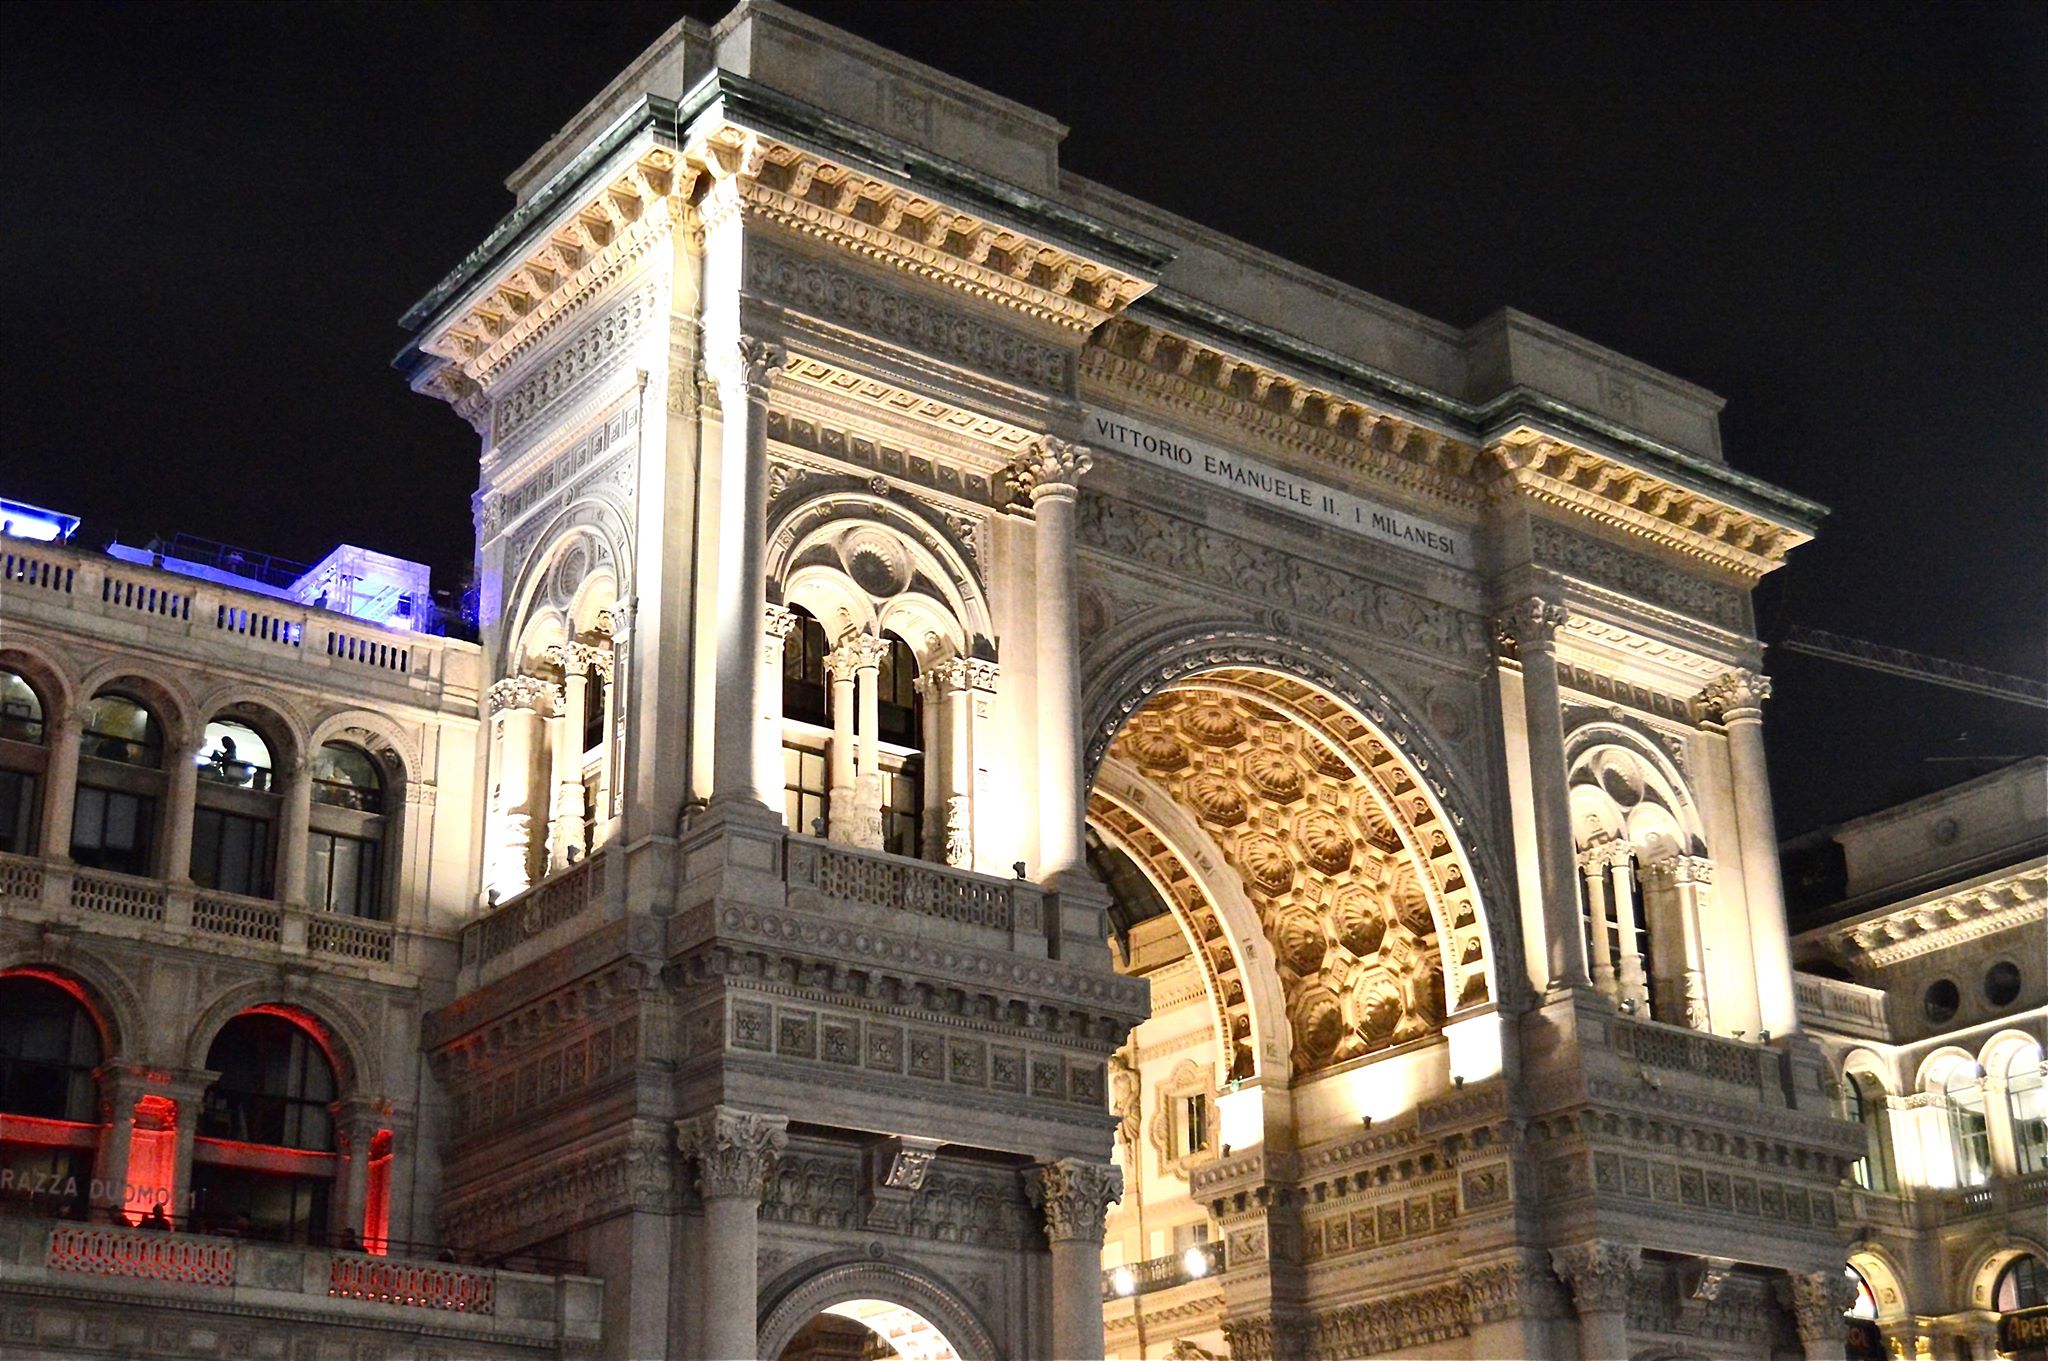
1490, 596, 1569, 659
1551, 1240, 1641, 1316
1010, 437, 1092, 503
675, 1105, 788, 1203
1698, 668, 1772, 721
1027, 1158, 1123, 1244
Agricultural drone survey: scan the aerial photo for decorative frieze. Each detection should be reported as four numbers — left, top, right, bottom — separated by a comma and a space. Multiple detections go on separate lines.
480, 399, 640, 540
1532, 518, 1747, 628
493, 282, 659, 446
1309, 1283, 1469, 1358
1077, 494, 1487, 661
440, 1126, 674, 1252
747, 242, 1071, 391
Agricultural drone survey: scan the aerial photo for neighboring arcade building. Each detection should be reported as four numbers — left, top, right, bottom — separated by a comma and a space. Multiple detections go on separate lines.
9, 3, 2020, 1358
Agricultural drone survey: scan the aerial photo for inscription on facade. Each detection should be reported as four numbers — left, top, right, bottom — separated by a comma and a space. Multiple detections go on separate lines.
1087, 408, 1473, 567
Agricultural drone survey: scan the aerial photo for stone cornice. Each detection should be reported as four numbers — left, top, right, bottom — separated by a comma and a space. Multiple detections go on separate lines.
1814, 863, 2047, 969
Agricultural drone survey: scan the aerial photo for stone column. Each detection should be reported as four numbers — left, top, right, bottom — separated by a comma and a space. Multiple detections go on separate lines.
707, 335, 786, 813
485, 676, 553, 900
826, 643, 859, 842
1551, 1239, 1639, 1361
1030, 1158, 1123, 1361
335, 1099, 385, 1247
1580, 849, 1618, 1000
161, 733, 201, 883
278, 756, 314, 906
39, 708, 84, 860
1497, 598, 1591, 992
1781, 1269, 1857, 1361
1609, 851, 1650, 1011
1011, 439, 1091, 882
1645, 855, 1713, 1029
677, 1105, 788, 1361
936, 659, 979, 869
544, 643, 590, 872
758, 606, 797, 830
591, 623, 619, 834
1702, 670, 1796, 1036
915, 672, 946, 861
851, 633, 887, 850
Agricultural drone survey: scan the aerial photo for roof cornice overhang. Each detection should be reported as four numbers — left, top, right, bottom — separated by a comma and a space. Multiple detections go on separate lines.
1111, 289, 1826, 581
396, 71, 1176, 396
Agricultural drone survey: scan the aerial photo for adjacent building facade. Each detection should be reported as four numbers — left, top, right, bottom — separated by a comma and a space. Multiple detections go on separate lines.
5, 3, 2033, 1359
1789, 758, 2048, 1361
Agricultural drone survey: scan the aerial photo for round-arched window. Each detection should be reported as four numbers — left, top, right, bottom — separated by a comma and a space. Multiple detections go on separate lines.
80, 692, 162, 767
1923, 979, 1960, 1025
195, 1013, 338, 1242
1995, 1254, 2048, 1312
0, 670, 45, 745
1944, 1064, 1991, 1187
197, 718, 274, 792
0, 975, 103, 1122
311, 742, 383, 815
2007, 1040, 2047, 1175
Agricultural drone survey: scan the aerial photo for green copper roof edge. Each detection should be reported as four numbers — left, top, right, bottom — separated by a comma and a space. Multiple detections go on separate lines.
1129, 288, 1828, 529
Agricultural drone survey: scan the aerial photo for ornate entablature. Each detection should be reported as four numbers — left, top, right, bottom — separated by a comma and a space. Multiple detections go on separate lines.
1530, 518, 1749, 631
1489, 428, 1812, 582
1815, 865, 2047, 970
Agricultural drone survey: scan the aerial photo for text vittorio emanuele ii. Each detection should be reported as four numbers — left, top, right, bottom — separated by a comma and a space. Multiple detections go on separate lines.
1087, 411, 1472, 568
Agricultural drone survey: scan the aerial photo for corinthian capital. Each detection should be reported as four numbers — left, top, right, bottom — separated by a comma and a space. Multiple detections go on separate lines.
1027, 1158, 1123, 1244
1550, 1240, 1640, 1315
1491, 597, 1568, 658
1698, 668, 1771, 720
1010, 437, 1093, 503
1779, 1270, 1859, 1343
486, 674, 558, 715
708, 334, 786, 406
675, 1104, 788, 1203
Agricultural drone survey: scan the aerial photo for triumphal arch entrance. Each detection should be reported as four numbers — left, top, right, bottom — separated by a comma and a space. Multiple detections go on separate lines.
399, 4, 1854, 1358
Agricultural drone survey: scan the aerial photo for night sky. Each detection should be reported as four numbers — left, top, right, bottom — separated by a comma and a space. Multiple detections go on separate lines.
5, 1, 2042, 839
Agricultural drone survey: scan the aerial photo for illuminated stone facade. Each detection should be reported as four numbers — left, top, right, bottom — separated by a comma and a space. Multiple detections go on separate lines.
9, 2, 2007, 1358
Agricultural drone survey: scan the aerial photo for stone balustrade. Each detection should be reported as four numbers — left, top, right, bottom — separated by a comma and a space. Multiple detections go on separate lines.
0, 537, 474, 702
1793, 970, 1892, 1040
0, 1215, 600, 1352
785, 833, 1045, 949
0, 852, 403, 971
461, 852, 609, 984
1101, 1240, 1225, 1301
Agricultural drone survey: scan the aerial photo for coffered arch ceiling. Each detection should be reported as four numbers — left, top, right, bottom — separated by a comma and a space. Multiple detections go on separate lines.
1092, 670, 1493, 1079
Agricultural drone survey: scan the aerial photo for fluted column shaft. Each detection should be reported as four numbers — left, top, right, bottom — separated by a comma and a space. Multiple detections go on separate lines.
1706, 671, 1796, 1035
1013, 440, 1091, 881
708, 337, 784, 812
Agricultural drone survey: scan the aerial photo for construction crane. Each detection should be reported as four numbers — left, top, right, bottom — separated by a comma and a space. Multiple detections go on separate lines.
1777, 626, 2048, 710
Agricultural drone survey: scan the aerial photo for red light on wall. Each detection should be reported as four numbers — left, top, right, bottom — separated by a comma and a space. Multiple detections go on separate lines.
363, 1129, 393, 1256
124, 1095, 178, 1223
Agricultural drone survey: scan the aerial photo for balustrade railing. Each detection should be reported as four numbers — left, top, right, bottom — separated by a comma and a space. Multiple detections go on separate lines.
1794, 971, 1891, 1038
1102, 1241, 1225, 1301
1610, 1013, 1766, 1087
48, 1223, 235, 1287
194, 890, 285, 944
69, 866, 167, 923
786, 835, 1036, 935
329, 1253, 495, 1313
0, 537, 466, 693
308, 912, 397, 964
464, 853, 606, 969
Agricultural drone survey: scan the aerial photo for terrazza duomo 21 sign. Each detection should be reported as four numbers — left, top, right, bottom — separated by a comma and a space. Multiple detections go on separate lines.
1086, 409, 1474, 569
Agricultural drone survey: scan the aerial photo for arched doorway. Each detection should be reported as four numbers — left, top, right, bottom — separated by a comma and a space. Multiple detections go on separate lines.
758, 1260, 996, 1361
777, 1300, 966, 1361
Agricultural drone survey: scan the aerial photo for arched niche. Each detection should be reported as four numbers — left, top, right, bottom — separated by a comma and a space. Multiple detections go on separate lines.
767, 491, 994, 661
498, 500, 632, 676
1563, 723, 1706, 862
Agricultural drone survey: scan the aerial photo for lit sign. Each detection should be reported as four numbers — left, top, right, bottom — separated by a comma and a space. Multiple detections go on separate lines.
1085, 408, 1473, 568
2002, 1305, 2048, 1357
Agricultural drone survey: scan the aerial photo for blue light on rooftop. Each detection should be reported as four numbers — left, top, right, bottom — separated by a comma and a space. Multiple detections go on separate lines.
0, 498, 81, 544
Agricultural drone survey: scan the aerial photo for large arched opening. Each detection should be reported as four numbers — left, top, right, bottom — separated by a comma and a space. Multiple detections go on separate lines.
758, 1259, 997, 1361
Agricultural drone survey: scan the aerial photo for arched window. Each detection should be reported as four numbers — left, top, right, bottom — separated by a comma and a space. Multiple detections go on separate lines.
195, 1013, 337, 1242
0, 669, 46, 854
877, 633, 922, 858
1996, 1255, 2048, 1312
0, 975, 104, 1220
307, 743, 387, 920
1845, 1264, 1879, 1320
72, 691, 164, 875
1840, 1072, 1895, 1192
1944, 1065, 1991, 1187
191, 714, 281, 899
2007, 1041, 2047, 1175
782, 606, 830, 727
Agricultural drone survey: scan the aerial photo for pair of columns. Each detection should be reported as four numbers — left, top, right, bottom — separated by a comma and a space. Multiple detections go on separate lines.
484, 644, 614, 899
1581, 844, 1712, 1024
543, 638, 615, 874
1500, 597, 1792, 1031
1578, 841, 1649, 1010
677, 1104, 1122, 1360
821, 631, 888, 848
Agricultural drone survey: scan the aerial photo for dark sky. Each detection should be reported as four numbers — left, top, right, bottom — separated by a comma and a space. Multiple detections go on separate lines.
5, 1, 2043, 838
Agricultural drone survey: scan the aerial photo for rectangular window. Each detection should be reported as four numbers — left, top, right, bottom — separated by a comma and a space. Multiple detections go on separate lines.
881, 761, 922, 859
192, 807, 273, 898
70, 785, 154, 876
0, 769, 36, 855
783, 744, 828, 838
309, 831, 382, 919
1175, 1093, 1210, 1158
